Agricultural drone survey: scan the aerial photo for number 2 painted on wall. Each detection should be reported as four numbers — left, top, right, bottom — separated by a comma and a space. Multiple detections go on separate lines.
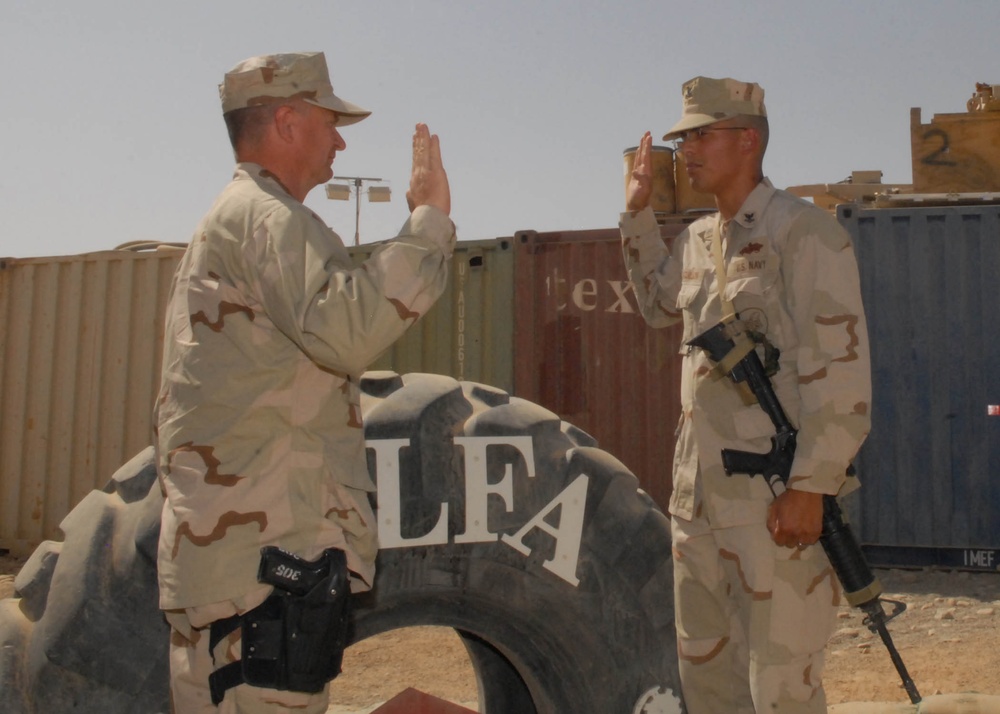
921, 128, 957, 166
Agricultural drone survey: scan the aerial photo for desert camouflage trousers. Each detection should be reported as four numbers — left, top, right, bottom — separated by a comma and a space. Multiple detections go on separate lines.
168, 612, 331, 714
671, 508, 842, 713
165, 483, 377, 713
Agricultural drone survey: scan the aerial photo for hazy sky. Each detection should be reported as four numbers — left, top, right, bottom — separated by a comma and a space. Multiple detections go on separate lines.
3, 0, 998, 258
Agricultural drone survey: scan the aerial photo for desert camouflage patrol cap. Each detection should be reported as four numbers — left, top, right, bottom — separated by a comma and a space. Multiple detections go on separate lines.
219, 51, 370, 125
663, 76, 766, 141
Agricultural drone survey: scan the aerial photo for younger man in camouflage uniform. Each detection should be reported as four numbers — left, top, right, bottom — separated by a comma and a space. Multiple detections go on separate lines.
156, 52, 455, 712
621, 77, 871, 712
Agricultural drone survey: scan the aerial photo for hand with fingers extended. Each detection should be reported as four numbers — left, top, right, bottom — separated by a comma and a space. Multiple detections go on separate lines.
406, 123, 450, 216
626, 131, 654, 212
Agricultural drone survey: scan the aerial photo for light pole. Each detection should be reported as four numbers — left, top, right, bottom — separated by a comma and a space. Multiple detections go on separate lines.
325, 176, 391, 246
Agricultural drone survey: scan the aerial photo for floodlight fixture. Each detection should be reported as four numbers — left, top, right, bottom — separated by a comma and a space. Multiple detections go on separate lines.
325, 183, 351, 201
325, 175, 391, 245
367, 185, 392, 203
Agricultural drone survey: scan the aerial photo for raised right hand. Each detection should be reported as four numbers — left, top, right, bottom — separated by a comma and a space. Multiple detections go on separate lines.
626, 131, 653, 212
406, 123, 450, 216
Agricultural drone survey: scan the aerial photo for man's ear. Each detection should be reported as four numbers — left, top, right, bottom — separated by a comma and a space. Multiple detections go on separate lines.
272, 104, 298, 143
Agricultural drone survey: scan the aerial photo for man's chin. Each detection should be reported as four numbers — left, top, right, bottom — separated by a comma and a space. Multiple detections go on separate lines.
688, 176, 711, 195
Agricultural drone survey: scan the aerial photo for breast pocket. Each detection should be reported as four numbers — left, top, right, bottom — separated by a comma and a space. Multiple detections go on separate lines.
725, 256, 781, 348
676, 270, 708, 348
725, 247, 778, 314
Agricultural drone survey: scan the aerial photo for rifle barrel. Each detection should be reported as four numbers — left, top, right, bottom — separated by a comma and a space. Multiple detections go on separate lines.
864, 602, 922, 704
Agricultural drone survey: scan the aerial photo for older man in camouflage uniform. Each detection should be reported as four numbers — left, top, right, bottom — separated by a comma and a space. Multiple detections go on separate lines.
156, 52, 455, 713
621, 77, 871, 712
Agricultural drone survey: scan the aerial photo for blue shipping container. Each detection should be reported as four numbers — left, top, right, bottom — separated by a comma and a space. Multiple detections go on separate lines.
841, 202, 1000, 570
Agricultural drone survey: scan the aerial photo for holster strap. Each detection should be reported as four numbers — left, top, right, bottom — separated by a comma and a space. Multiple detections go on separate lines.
209, 662, 244, 706
207, 613, 244, 705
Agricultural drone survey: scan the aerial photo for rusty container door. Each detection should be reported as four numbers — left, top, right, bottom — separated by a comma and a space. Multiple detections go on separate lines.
513, 227, 685, 511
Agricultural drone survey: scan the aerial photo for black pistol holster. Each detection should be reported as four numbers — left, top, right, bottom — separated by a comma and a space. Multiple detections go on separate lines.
208, 546, 351, 705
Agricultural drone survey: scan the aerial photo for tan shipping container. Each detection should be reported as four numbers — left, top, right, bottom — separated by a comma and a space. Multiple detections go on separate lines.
0, 240, 514, 554
0, 248, 183, 553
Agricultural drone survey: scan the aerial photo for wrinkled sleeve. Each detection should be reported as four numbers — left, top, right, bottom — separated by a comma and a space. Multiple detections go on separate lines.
252, 204, 456, 375
620, 206, 683, 328
783, 210, 872, 495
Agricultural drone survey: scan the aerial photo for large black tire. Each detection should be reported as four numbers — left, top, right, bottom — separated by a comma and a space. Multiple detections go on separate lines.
0, 372, 682, 714
0, 449, 169, 713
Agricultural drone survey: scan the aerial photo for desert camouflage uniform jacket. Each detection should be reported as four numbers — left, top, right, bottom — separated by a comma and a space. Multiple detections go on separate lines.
156, 163, 455, 609
621, 179, 871, 528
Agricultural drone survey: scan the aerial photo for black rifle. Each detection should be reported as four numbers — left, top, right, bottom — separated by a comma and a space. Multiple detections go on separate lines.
688, 317, 921, 705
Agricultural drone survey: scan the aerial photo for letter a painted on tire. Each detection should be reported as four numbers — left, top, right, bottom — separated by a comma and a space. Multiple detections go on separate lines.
501, 474, 589, 586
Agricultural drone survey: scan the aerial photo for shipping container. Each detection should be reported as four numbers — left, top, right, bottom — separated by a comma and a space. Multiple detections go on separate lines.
19, 204, 1000, 568
0, 240, 514, 553
842, 202, 1000, 570
0, 248, 183, 553
513, 226, 687, 511
359, 238, 515, 391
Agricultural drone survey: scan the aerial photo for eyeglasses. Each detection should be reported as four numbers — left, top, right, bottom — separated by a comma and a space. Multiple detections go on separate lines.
674, 126, 748, 146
